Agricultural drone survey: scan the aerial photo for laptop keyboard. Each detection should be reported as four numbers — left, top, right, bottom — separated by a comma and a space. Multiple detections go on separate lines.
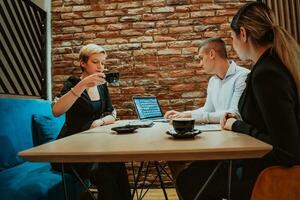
127, 120, 154, 128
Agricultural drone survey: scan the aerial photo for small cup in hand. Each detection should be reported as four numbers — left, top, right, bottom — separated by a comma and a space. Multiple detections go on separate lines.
172, 118, 195, 134
104, 71, 119, 83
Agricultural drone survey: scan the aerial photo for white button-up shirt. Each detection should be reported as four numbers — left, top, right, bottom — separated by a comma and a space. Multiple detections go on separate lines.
189, 61, 250, 123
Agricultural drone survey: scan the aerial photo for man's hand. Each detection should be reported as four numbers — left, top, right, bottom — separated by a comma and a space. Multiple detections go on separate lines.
164, 110, 179, 119
220, 112, 237, 130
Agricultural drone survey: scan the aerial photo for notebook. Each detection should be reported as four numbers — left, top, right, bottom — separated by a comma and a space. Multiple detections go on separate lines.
194, 124, 222, 132
132, 96, 169, 123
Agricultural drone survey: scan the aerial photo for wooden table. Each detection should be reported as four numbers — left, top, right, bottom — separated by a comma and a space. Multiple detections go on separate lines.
19, 120, 272, 163
19, 120, 272, 200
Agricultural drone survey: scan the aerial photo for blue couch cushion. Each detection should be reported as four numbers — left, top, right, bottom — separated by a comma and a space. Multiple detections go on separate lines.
0, 162, 81, 200
32, 114, 65, 146
0, 98, 64, 171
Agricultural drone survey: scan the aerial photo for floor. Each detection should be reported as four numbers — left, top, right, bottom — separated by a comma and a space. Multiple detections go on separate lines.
132, 188, 179, 200
88, 188, 180, 200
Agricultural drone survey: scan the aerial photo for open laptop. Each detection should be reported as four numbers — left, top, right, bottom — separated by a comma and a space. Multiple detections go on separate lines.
132, 96, 169, 123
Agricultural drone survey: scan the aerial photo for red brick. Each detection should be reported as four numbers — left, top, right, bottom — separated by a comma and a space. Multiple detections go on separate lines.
169, 26, 193, 33
133, 49, 157, 56
106, 38, 128, 44
170, 84, 196, 91
73, 19, 95, 25
158, 48, 181, 55
132, 22, 155, 29
191, 10, 215, 18
97, 31, 119, 38
203, 16, 227, 24
61, 13, 82, 19
167, 12, 189, 19
72, 5, 92, 12
52, 7, 72, 12
118, 2, 141, 9
62, 0, 84, 6
52, 20, 73, 27
143, 13, 167, 21
130, 36, 153, 43
120, 15, 142, 22
105, 10, 126, 16
128, 7, 151, 15
84, 38, 106, 45
167, 0, 189, 5
120, 30, 145, 36
122, 86, 145, 94
154, 36, 176, 42
107, 24, 130, 30
74, 33, 96, 39
157, 20, 178, 27
143, 42, 166, 48
216, 9, 238, 16
168, 41, 191, 48
83, 25, 105, 32
103, 45, 118, 51
152, 7, 175, 13
82, 11, 104, 18
182, 47, 198, 54
176, 5, 200, 12
145, 28, 168, 35
199, 4, 224, 10
143, 0, 165, 7
96, 17, 118, 24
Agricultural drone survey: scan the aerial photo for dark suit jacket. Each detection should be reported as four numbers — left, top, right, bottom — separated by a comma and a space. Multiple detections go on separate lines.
232, 49, 300, 166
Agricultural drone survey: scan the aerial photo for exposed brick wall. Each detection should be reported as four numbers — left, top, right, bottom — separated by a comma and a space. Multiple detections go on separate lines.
52, 0, 253, 119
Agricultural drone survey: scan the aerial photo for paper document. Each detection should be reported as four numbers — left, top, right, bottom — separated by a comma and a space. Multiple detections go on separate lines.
195, 124, 221, 131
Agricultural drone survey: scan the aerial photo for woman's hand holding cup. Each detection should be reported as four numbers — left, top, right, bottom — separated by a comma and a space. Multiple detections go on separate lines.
80, 73, 106, 89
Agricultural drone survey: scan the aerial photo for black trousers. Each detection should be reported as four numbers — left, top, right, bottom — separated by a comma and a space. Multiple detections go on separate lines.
175, 158, 276, 200
52, 162, 131, 200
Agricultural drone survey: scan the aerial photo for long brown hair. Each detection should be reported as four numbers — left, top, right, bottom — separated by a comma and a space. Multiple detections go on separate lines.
231, 2, 300, 103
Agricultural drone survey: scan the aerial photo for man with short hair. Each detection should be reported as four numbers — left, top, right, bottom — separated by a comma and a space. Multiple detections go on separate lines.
165, 38, 250, 180
165, 37, 249, 124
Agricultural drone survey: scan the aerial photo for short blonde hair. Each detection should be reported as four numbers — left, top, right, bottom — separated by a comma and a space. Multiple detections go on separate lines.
79, 44, 106, 63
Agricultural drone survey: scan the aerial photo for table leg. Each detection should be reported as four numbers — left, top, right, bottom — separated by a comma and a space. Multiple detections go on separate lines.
71, 166, 97, 200
193, 161, 223, 200
155, 161, 168, 200
138, 162, 151, 199
227, 160, 232, 200
132, 161, 144, 200
61, 163, 69, 200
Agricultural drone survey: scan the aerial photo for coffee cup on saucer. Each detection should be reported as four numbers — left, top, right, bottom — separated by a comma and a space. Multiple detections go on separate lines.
172, 118, 195, 134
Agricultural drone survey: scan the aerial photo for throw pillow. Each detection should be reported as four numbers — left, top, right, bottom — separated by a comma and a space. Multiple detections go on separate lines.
32, 114, 65, 146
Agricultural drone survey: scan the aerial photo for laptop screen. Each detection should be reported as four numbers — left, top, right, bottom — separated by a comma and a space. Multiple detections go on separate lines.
132, 96, 164, 120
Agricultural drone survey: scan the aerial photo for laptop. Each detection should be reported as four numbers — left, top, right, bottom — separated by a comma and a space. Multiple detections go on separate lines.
132, 96, 169, 123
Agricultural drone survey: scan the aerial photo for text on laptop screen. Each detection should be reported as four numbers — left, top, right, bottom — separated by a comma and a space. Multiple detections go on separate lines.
133, 97, 163, 120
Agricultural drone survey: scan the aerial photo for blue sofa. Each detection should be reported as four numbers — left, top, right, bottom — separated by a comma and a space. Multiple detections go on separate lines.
0, 98, 82, 200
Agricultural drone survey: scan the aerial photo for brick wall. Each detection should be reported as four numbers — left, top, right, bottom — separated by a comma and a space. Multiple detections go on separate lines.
51, 0, 253, 119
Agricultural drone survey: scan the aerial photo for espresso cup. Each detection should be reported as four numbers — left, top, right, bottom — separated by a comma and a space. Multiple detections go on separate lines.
172, 118, 195, 134
104, 71, 119, 83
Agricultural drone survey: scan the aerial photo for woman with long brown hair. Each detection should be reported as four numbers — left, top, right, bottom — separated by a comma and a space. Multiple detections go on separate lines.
176, 2, 300, 200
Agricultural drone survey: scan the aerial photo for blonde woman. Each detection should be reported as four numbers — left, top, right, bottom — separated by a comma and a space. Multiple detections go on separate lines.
176, 2, 300, 200
52, 44, 131, 200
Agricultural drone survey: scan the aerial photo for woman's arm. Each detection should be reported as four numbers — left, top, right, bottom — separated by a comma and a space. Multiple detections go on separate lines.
52, 82, 86, 117
52, 73, 105, 117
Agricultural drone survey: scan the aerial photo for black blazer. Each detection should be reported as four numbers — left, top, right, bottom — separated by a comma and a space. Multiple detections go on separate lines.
232, 49, 300, 165
57, 76, 114, 138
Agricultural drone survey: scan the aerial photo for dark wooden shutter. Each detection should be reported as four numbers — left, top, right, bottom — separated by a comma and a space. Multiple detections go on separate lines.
0, 0, 47, 98
262, 0, 300, 43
